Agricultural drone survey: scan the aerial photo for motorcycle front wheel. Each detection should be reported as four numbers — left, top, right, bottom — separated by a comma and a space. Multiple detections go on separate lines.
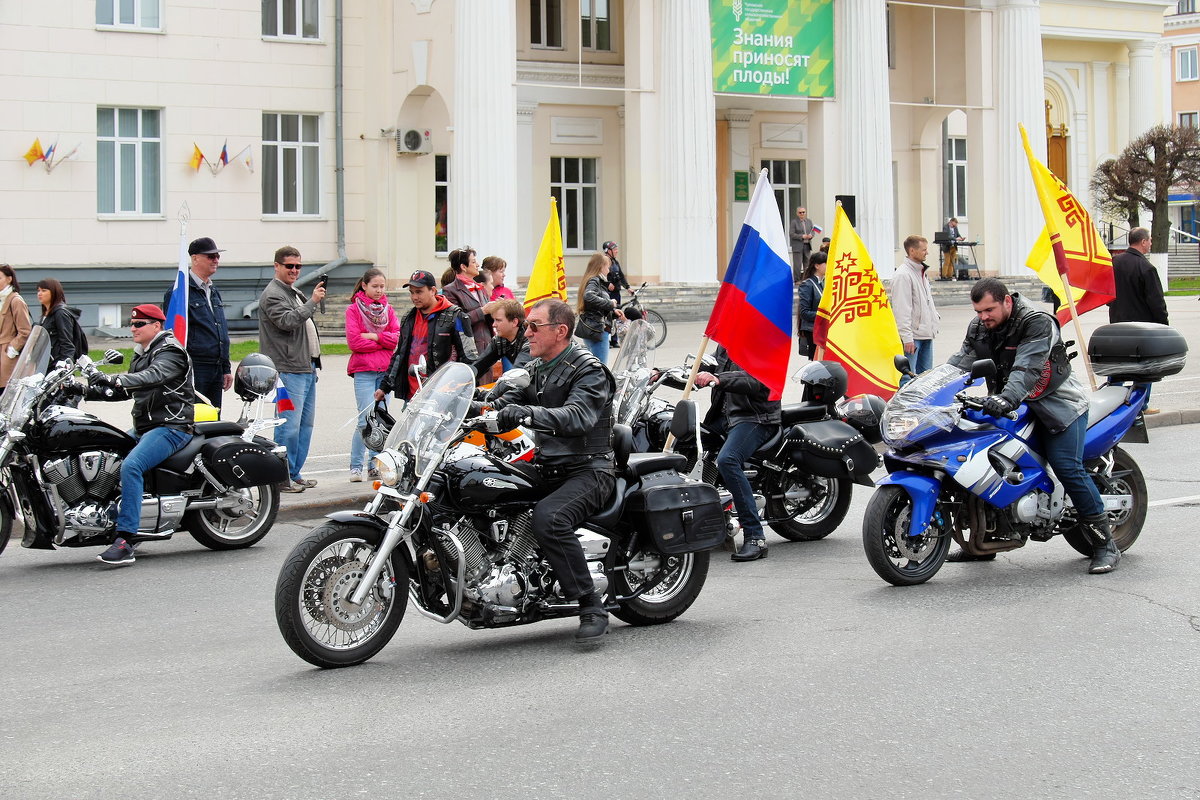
612, 548, 709, 626
862, 485, 951, 586
185, 483, 279, 550
765, 468, 852, 541
1061, 446, 1148, 556
275, 522, 409, 669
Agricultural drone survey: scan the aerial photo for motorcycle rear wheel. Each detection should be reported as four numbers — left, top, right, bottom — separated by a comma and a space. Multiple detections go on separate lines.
185, 483, 279, 550
1061, 446, 1147, 557
612, 549, 709, 626
765, 469, 851, 541
862, 485, 951, 586
275, 522, 408, 669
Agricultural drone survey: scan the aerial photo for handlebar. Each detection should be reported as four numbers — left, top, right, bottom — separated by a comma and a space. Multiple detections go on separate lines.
956, 392, 1018, 420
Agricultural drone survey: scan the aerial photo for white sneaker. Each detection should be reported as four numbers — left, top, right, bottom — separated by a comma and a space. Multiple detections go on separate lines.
349, 469, 363, 483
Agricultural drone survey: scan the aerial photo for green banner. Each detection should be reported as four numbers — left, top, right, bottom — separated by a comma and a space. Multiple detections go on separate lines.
710, 0, 834, 97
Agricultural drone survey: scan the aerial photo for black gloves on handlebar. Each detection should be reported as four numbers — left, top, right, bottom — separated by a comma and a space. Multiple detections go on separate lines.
497, 404, 531, 430
60, 381, 86, 399
981, 395, 1014, 418
90, 372, 115, 389
468, 400, 487, 417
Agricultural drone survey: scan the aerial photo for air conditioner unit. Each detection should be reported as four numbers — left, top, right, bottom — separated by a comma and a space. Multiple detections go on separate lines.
397, 128, 432, 155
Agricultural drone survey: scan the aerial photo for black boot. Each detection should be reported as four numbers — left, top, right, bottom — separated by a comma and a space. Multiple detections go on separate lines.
731, 537, 768, 562
1084, 515, 1120, 574
946, 547, 996, 563
575, 592, 609, 644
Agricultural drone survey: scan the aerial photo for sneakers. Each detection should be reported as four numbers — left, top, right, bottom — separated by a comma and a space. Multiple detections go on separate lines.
1143, 407, 1160, 415
97, 538, 136, 566
278, 480, 306, 493
297, 477, 318, 488
575, 593, 610, 645
349, 469, 363, 483
731, 538, 768, 562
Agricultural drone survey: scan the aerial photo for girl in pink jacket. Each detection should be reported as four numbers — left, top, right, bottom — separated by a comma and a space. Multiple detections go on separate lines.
346, 268, 400, 481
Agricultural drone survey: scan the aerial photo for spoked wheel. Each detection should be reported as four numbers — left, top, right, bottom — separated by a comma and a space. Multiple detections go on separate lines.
185, 483, 279, 550
862, 485, 951, 586
1061, 446, 1148, 557
765, 468, 852, 541
613, 548, 709, 626
275, 522, 409, 668
642, 308, 668, 348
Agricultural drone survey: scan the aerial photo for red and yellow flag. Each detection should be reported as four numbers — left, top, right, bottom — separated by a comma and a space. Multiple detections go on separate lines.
523, 197, 567, 310
1020, 124, 1114, 325
813, 205, 904, 399
189, 144, 205, 172
23, 138, 45, 165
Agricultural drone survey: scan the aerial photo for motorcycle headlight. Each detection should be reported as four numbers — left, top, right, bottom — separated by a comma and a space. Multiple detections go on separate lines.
883, 412, 922, 446
372, 451, 402, 487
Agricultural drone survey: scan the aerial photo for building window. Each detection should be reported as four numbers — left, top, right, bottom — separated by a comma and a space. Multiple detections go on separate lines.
262, 113, 320, 216
263, 0, 319, 39
96, 0, 160, 29
945, 137, 968, 219
1181, 112, 1199, 128
97, 107, 161, 215
550, 157, 598, 252
1179, 1, 1196, 14
759, 159, 806, 227
1178, 47, 1198, 81
531, 0, 562, 49
581, 0, 612, 51
435, 155, 449, 254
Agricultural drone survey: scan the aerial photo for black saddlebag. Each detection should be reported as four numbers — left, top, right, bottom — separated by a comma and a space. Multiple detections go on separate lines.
200, 435, 288, 488
628, 471, 726, 554
1088, 322, 1188, 382
783, 419, 879, 479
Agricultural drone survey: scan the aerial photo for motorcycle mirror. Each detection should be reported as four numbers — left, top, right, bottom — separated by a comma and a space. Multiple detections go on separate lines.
104, 349, 124, 365
969, 359, 997, 381
893, 354, 913, 378
494, 368, 531, 391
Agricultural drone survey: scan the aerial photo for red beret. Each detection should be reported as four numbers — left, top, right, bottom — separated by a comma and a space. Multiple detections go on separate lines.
131, 304, 166, 322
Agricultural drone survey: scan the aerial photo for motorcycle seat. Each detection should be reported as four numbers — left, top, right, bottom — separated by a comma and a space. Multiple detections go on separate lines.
780, 402, 828, 426
1087, 384, 1129, 428
160, 435, 206, 473
588, 477, 628, 529
624, 452, 689, 478
196, 421, 245, 436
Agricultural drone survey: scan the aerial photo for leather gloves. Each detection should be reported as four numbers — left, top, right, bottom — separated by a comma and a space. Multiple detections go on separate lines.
981, 395, 1014, 418
497, 404, 531, 430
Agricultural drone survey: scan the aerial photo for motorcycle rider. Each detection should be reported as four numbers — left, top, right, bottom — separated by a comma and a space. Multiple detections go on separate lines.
488, 298, 617, 644
693, 347, 780, 562
87, 305, 196, 566
946, 278, 1119, 574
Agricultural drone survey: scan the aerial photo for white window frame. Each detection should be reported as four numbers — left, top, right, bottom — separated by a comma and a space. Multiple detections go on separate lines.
550, 157, 599, 253
262, 112, 321, 217
945, 136, 968, 220
1180, 112, 1199, 128
96, 0, 161, 30
530, 0, 563, 49
262, 0, 320, 40
97, 106, 162, 217
759, 159, 807, 228
434, 154, 449, 255
581, 0, 613, 52
1178, 46, 1198, 82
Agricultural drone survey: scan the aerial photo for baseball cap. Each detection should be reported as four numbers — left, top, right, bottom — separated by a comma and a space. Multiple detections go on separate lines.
188, 237, 225, 256
403, 270, 438, 289
131, 304, 167, 322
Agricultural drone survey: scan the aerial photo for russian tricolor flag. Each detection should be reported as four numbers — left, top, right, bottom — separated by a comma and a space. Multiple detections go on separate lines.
704, 169, 794, 400
274, 376, 295, 412
165, 236, 189, 345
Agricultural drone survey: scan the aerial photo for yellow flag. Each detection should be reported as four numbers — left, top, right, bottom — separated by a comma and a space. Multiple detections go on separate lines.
23, 138, 44, 165
813, 205, 903, 399
523, 197, 567, 310
190, 144, 205, 171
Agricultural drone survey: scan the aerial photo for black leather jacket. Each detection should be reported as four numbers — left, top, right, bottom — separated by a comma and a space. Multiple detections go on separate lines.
494, 344, 615, 465
473, 324, 531, 378
380, 302, 478, 401
88, 331, 195, 433
703, 347, 782, 429
39, 304, 88, 365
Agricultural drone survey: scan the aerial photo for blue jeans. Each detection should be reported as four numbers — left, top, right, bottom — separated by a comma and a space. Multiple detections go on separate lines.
716, 421, 775, 541
350, 371, 386, 470
116, 426, 193, 535
1040, 412, 1104, 519
275, 369, 318, 482
899, 339, 934, 386
579, 335, 609, 364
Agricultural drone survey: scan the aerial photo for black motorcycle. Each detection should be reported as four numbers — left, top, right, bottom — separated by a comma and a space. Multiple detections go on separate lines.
0, 327, 288, 558
275, 362, 722, 668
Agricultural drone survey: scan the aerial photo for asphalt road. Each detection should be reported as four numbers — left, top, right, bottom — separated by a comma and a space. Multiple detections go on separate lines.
2, 420, 1199, 798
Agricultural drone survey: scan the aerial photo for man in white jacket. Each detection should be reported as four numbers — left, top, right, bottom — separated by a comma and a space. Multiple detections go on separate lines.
890, 235, 940, 383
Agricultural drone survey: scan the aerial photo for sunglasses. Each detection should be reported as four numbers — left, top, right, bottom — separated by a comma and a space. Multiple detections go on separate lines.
201, 253, 220, 260
279, 264, 302, 271
525, 320, 565, 333
129, 320, 156, 329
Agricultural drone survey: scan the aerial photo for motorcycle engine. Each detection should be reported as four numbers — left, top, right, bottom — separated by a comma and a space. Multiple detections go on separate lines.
43, 451, 123, 534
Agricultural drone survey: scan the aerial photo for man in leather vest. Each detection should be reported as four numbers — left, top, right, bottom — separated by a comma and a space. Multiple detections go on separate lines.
946, 278, 1119, 574
491, 298, 617, 644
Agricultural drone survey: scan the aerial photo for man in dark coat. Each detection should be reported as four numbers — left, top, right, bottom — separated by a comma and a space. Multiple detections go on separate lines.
1109, 227, 1168, 326
163, 236, 232, 409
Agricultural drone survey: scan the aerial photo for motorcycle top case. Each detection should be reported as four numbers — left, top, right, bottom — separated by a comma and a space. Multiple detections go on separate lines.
783, 419, 879, 478
200, 435, 288, 488
628, 470, 725, 554
1088, 322, 1187, 381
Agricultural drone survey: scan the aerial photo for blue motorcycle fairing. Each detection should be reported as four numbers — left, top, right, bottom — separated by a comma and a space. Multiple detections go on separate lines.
1083, 383, 1150, 461
875, 471, 944, 539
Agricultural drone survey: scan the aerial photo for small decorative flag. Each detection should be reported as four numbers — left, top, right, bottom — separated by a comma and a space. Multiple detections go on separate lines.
274, 376, 295, 412
23, 138, 45, 165
219, 140, 229, 166
190, 144, 205, 171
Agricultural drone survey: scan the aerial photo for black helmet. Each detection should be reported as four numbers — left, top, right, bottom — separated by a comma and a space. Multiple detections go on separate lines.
362, 402, 395, 452
794, 360, 848, 406
836, 393, 886, 444
234, 353, 279, 401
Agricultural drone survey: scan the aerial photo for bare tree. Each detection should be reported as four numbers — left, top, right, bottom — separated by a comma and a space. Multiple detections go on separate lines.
1089, 155, 1143, 233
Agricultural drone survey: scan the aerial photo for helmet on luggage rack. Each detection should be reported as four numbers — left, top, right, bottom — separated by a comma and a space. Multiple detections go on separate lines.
836, 393, 887, 444
234, 353, 279, 401
362, 402, 396, 452
793, 360, 848, 407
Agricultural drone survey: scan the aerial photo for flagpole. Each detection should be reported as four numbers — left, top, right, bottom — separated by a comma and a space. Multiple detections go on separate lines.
663, 335, 711, 453
810, 199, 842, 365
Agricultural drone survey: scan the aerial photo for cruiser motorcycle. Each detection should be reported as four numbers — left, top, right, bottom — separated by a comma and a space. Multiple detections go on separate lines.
0, 327, 287, 558
275, 361, 722, 668
863, 321, 1188, 586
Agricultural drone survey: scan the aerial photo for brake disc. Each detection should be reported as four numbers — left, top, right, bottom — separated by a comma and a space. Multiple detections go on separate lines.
320, 559, 385, 632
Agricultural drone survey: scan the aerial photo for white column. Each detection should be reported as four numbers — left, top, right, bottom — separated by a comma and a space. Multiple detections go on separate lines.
658, 0, 717, 283
514, 101, 537, 285
994, 0, 1045, 276
623, 0, 660, 283
1089, 61, 1111, 159
450, 0, 517, 260
836, 0, 895, 275
1071, 111, 1089, 198
1114, 62, 1130, 145
1127, 40, 1157, 139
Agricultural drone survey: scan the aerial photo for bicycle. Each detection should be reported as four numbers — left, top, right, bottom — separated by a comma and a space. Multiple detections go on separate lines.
617, 282, 668, 349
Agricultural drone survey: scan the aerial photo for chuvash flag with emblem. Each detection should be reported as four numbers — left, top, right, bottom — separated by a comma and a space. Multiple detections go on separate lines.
704, 169, 794, 400
812, 205, 904, 399
524, 196, 567, 311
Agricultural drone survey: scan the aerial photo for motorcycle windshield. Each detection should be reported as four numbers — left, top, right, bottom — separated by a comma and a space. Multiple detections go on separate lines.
880, 363, 968, 447
382, 361, 476, 477
0, 326, 52, 419
611, 319, 655, 426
